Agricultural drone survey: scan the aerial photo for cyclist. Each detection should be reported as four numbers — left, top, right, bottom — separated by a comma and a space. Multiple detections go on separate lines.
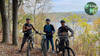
18, 18, 38, 53
58, 20, 74, 55
44, 18, 55, 53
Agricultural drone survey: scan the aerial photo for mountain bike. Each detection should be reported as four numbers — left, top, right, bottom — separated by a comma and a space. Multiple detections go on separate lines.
39, 33, 48, 56
26, 33, 34, 56
55, 35, 75, 56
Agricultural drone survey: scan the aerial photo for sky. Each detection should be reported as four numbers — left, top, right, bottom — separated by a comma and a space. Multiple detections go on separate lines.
51, 0, 100, 12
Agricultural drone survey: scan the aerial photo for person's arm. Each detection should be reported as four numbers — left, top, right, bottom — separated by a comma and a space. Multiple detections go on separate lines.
68, 27, 74, 37
31, 24, 38, 33
58, 28, 61, 36
23, 25, 27, 32
44, 25, 47, 33
51, 25, 55, 34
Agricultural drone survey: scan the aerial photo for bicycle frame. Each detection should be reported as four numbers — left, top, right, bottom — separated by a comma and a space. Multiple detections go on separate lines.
55, 35, 75, 56
27, 33, 34, 47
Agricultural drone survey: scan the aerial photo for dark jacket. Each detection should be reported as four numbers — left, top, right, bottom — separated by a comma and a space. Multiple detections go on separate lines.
44, 24, 55, 37
58, 26, 74, 36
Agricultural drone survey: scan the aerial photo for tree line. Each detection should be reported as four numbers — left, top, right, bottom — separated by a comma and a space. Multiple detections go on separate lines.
0, 0, 52, 45
0, 0, 21, 45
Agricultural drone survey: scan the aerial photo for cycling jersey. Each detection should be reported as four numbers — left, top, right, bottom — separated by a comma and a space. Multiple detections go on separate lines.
24, 23, 33, 34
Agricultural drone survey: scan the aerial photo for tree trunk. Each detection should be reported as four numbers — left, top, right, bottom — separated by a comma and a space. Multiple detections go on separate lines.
12, 0, 18, 45
8, 0, 11, 32
0, 0, 10, 43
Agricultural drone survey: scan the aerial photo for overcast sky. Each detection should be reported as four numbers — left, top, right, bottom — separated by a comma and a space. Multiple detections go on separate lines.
51, 0, 100, 12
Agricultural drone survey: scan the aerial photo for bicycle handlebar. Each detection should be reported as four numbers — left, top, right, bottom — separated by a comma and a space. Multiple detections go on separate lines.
38, 33, 46, 35
56, 35, 69, 37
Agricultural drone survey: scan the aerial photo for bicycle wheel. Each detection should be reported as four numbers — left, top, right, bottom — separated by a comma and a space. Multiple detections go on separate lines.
41, 39, 47, 56
64, 47, 75, 56
55, 39, 60, 53
27, 40, 31, 56
68, 47, 75, 56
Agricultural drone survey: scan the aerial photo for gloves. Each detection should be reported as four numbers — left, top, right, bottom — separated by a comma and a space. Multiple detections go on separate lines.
35, 31, 39, 33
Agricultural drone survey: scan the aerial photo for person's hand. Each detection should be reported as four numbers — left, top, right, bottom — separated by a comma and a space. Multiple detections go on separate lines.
69, 35, 74, 37
26, 26, 30, 29
52, 31, 55, 34
26, 26, 32, 30
35, 31, 39, 34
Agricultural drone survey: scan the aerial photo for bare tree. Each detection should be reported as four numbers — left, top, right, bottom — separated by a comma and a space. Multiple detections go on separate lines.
12, 0, 21, 45
8, 0, 12, 32
0, 0, 10, 43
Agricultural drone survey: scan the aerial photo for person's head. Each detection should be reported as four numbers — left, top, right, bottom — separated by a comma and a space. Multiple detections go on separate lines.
46, 18, 50, 24
26, 18, 31, 24
60, 20, 65, 26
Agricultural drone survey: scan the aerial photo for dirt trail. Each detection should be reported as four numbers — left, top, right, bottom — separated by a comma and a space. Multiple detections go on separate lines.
0, 33, 58, 56
0, 33, 84, 56
0, 43, 60, 56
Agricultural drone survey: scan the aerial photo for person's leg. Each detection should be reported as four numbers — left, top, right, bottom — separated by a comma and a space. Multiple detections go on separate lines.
65, 38, 69, 47
20, 35, 27, 51
50, 38, 54, 51
66, 39, 70, 56
46, 38, 49, 51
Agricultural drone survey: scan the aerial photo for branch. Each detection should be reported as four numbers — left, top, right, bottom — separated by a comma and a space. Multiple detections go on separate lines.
37, 4, 45, 9
17, 0, 22, 8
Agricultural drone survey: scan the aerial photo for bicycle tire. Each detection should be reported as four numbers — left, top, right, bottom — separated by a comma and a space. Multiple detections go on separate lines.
63, 47, 75, 56
68, 47, 75, 56
41, 39, 47, 56
61, 40, 75, 56
55, 39, 60, 53
27, 41, 31, 56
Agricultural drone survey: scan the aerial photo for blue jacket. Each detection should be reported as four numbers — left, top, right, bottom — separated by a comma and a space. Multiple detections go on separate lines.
44, 24, 55, 37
